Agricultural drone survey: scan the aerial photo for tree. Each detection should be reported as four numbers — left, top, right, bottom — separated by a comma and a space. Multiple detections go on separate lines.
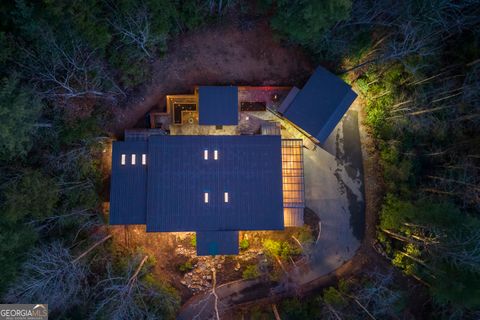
19, 30, 123, 100
4, 242, 89, 313
263, 0, 352, 47
0, 76, 41, 162
93, 255, 180, 319
2, 170, 59, 224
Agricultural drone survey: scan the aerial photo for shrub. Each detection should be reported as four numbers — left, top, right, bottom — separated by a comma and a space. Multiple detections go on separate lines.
242, 265, 260, 280
262, 239, 301, 260
239, 238, 250, 250
190, 234, 196, 247
178, 261, 194, 273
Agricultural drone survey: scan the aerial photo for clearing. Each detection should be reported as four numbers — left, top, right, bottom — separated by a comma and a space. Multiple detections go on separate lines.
110, 18, 313, 135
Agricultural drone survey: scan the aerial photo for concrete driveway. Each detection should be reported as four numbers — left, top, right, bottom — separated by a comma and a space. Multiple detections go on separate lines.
293, 108, 364, 284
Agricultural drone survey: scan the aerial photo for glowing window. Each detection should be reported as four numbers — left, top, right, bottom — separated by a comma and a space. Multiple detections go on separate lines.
131, 154, 136, 165
224, 192, 229, 203
204, 192, 209, 203
214, 150, 218, 160
142, 154, 147, 165
204, 149, 208, 160
121, 154, 126, 165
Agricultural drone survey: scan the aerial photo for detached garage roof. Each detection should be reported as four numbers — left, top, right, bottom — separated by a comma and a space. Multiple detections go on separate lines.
282, 67, 357, 143
198, 86, 238, 125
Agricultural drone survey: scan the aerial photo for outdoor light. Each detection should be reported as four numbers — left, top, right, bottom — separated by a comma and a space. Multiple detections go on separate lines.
121, 154, 126, 165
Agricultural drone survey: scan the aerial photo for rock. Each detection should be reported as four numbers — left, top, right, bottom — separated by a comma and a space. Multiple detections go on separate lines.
206, 275, 212, 280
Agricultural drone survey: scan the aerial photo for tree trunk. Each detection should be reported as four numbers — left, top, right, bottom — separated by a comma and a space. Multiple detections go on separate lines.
72, 234, 112, 263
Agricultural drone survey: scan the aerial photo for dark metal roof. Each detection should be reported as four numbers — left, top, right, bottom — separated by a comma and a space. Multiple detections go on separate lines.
109, 141, 148, 224
282, 67, 357, 143
146, 135, 284, 232
198, 86, 238, 125
196, 231, 239, 256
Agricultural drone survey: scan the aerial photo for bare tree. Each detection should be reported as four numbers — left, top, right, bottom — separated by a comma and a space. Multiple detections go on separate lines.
107, 2, 165, 59
92, 255, 179, 320
18, 30, 124, 100
353, 270, 404, 318
5, 242, 88, 313
5, 236, 112, 313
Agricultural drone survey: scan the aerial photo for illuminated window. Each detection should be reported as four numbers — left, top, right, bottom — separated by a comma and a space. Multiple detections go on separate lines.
214, 150, 218, 160
142, 154, 147, 165
224, 192, 229, 203
204, 149, 208, 160
204, 192, 209, 203
131, 154, 136, 165
121, 154, 126, 165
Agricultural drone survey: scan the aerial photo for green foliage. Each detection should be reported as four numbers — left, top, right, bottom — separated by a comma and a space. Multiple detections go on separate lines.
59, 116, 102, 147
293, 225, 314, 244
280, 297, 321, 319
430, 265, 480, 310
0, 77, 41, 162
2, 170, 59, 224
178, 260, 194, 273
190, 234, 196, 247
0, 227, 37, 295
263, 0, 352, 48
239, 238, 250, 250
322, 280, 348, 307
242, 265, 260, 280
0, 170, 58, 294
262, 239, 301, 260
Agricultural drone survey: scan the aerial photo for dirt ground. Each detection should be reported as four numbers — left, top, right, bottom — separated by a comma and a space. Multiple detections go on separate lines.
107, 222, 318, 302
109, 18, 313, 136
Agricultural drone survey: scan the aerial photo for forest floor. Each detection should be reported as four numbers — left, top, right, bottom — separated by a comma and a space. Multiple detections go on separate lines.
109, 18, 313, 135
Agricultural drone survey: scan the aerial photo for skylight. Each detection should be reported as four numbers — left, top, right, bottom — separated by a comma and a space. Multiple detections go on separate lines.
142, 154, 147, 165
131, 154, 136, 165
121, 154, 126, 165
204, 192, 209, 203
204, 149, 208, 160
224, 192, 229, 203
214, 150, 218, 160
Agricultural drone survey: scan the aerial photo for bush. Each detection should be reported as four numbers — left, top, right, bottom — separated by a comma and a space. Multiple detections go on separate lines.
242, 265, 260, 280
178, 261, 194, 273
190, 234, 196, 247
262, 239, 301, 260
239, 238, 250, 250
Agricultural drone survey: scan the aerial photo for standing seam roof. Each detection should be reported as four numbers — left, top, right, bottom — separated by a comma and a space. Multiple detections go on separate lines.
282, 66, 357, 143
198, 86, 239, 125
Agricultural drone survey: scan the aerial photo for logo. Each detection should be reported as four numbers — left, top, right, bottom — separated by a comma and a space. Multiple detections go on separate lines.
0, 304, 48, 320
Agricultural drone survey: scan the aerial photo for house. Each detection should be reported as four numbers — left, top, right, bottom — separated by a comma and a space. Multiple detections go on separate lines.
109, 67, 356, 256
